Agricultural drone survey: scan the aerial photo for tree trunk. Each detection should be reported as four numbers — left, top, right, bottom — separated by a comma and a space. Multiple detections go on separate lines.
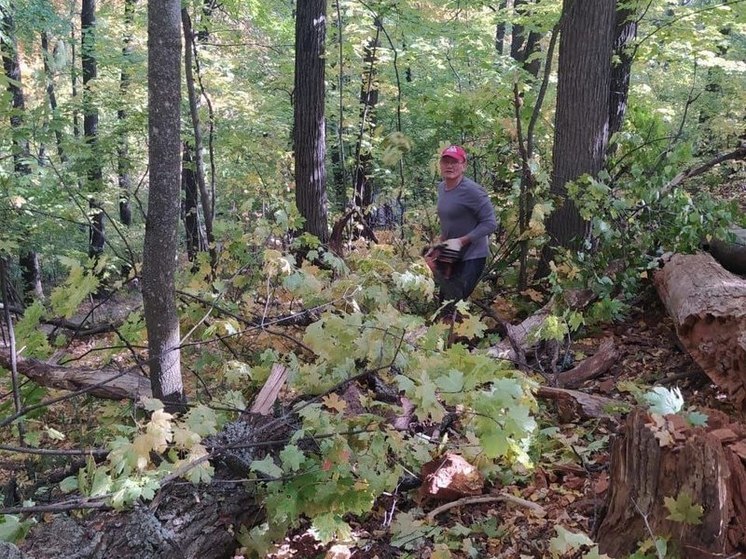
293, 0, 329, 242
82, 0, 105, 260
117, 0, 136, 226
597, 407, 746, 558
1, 4, 43, 302
182, 142, 205, 263
511, 0, 542, 78
653, 251, 746, 407
543, 0, 615, 255
182, 7, 216, 267
144, 0, 185, 411
352, 19, 380, 211
41, 31, 66, 163
608, 2, 638, 142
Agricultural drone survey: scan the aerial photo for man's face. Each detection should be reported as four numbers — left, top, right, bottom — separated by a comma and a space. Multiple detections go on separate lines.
439, 156, 465, 181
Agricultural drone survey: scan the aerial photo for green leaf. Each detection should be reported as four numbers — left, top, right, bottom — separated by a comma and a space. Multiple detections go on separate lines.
549, 525, 594, 557
59, 476, 78, 493
279, 444, 305, 472
685, 409, 709, 427
250, 456, 283, 478
184, 405, 219, 437
0, 514, 36, 543
664, 492, 703, 525
310, 512, 352, 544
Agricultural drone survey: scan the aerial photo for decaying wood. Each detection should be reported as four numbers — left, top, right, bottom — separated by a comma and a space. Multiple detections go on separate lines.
536, 386, 621, 419
653, 251, 746, 406
555, 337, 617, 389
5, 471, 260, 559
486, 303, 552, 364
705, 225, 746, 276
597, 407, 746, 558
249, 363, 288, 414
0, 349, 151, 402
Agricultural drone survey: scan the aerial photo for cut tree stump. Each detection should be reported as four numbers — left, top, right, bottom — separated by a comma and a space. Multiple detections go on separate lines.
596, 407, 746, 558
653, 251, 746, 407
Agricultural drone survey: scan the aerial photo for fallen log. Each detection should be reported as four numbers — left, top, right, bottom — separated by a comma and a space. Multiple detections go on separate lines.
596, 407, 746, 558
535, 386, 621, 419
653, 252, 746, 407
554, 337, 617, 389
0, 349, 151, 402
704, 225, 746, 276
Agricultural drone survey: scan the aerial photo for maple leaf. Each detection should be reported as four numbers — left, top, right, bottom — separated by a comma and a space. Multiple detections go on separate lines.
664, 492, 703, 525
454, 313, 487, 339
549, 525, 594, 557
322, 393, 347, 413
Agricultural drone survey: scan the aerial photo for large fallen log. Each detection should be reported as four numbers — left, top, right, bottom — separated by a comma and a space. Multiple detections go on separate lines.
653, 252, 746, 407
596, 407, 746, 558
0, 349, 152, 402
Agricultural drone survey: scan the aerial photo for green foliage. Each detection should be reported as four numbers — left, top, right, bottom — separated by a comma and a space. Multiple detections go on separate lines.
664, 492, 703, 525
0, 513, 36, 544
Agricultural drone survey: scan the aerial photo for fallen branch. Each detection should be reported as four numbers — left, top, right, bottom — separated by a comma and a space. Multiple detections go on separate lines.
426, 493, 546, 521
536, 386, 623, 419
555, 337, 618, 389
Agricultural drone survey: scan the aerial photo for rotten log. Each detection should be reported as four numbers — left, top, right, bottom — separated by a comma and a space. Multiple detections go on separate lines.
0, 349, 151, 402
536, 386, 621, 419
596, 407, 746, 558
554, 337, 617, 389
653, 251, 746, 406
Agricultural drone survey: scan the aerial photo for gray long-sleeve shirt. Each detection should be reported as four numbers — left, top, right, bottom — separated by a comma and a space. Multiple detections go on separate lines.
437, 176, 497, 261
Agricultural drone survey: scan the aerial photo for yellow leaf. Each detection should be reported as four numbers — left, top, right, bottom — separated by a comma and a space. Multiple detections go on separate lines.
322, 393, 347, 413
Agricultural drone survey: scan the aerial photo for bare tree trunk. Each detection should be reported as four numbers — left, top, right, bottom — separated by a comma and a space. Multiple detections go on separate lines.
117, 0, 136, 226
82, 0, 105, 260
352, 18, 380, 212
542, 0, 615, 260
181, 8, 216, 267
144, 0, 185, 411
293, 0, 329, 242
1, 3, 43, 302
41, 31, 66, 163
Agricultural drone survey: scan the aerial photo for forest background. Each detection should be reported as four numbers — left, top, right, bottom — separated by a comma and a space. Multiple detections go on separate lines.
0, 0, 745, 557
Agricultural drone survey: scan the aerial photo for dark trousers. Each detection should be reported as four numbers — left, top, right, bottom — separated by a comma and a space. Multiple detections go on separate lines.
435, 257, 486, 304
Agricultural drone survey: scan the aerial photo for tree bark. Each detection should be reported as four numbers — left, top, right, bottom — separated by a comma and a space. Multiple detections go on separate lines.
117, 0, 135, 226
608, 2, 638, 142
8, 478, 260, 559
653, 251, 746, 407
144, 0, 185, 411
597, 407, 746, 558
293, 0, 329, 242
543, 0, 615, 255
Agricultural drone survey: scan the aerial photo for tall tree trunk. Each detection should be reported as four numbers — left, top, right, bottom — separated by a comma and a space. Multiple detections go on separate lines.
182, 141, 205, 263
543, 0, 615, 256
511, 0, 542, 78
81, 0, 105, 259
117, 0, 136, 226
144, 0, 185, 411
494, 0, 508, 55
293, 0, 329, 243
182, 8, 216, 267
352, 19, 381, 212
608, 2, 638, 143
41, 31, 66, 163
1, 3, 43, 302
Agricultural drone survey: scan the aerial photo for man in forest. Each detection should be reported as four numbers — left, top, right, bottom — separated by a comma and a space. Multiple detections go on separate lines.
426, 145, 497, 311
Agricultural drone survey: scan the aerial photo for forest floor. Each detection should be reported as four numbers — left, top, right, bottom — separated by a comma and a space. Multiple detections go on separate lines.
263, 288, 742, 559
1, 263, 743, 559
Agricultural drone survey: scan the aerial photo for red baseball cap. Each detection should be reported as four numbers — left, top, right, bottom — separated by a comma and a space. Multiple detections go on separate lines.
440, 145, 467, 163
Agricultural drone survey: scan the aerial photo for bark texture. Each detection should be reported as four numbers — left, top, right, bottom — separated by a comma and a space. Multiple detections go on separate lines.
597, 407, 746, 558
293, 0, 329, 242
653, 252, 746, 407
144, 0, 184, 409
544, 0, 615, 251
